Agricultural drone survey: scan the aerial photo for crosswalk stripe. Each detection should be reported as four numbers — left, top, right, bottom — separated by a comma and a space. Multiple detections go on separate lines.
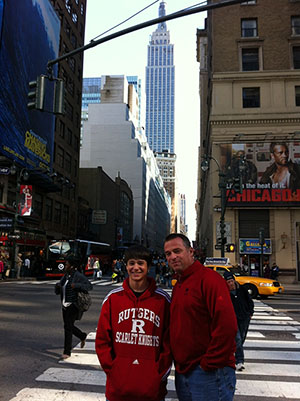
252, 315, 292, 320
59, 353, 99, 366
235, 380, 300, 399
244, 339, 300, 348
36, 366, 177, 391
245, 349, 300, 361
9, 388, 178, 401
247, 331, 265, 338
237, 362, 300, 376
249, 324, 296, 331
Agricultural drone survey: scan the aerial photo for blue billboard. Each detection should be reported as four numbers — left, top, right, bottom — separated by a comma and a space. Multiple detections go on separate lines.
0, 0, 60, 171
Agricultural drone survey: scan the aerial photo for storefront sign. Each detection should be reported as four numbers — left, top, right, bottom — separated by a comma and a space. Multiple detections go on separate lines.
0, 217, 13, 228
239, 238, 272, 254
92, 210, 107, 224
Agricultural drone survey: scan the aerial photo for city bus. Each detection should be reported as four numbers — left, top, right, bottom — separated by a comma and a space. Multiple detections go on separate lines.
43, 239, 112, 278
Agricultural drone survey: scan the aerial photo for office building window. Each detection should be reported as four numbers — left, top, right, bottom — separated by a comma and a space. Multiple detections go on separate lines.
292, 16, 300, 35
296, 86, 300, 106
241, 1, 256, 4
54, 201, 62, 224
45, 198, 53, 221
293, 46, 300, 68
34, 193, 43, 218
65, 152, 71, 173
57, 146, 64, 168
243, 87, 260, 108
63, 205, 69, 226
242, 47, 259, 70
241, 18, 258, 37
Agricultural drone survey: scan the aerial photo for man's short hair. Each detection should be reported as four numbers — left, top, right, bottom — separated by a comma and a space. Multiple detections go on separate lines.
164, 233, 191, 248
270, 142, 288, 154
124, 245, 152, 266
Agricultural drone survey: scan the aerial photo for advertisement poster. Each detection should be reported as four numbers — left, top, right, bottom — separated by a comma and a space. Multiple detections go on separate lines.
19, 185, 33, 216
0, 0, 60, 171
220, 142, 300, 207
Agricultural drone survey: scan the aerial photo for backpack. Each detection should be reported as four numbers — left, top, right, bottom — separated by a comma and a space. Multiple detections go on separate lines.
77, 291, 92, 312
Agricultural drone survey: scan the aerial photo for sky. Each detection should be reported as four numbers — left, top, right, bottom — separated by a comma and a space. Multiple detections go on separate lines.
82, 0, 207, 242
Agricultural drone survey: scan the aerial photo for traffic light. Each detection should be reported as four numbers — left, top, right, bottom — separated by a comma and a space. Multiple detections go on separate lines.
259, 227, 265, 245
233, 176, 243, 194
226, 243, 235, 252
53, 78, 65, 114
27, 75, 46, 110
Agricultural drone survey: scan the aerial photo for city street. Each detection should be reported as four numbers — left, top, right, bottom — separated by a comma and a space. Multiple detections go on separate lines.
1, 279, 300, 401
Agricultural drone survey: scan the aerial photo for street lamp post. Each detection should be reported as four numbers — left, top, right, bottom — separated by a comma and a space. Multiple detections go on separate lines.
201, 154, 245, 257
201, 156, 227, 257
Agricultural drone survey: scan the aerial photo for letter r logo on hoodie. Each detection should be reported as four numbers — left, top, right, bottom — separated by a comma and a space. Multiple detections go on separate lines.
131, 319, 145, 333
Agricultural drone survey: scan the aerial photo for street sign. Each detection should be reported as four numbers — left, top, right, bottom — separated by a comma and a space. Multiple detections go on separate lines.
0, 167, 10, 175
92, 210, 107, 224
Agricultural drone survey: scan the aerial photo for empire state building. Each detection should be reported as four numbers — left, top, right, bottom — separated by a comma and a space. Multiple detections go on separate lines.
145, 1, 175, 153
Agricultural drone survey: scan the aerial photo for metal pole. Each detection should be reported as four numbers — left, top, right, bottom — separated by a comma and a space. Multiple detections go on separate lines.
219, 172, 227, 257
47, 0, 247, 72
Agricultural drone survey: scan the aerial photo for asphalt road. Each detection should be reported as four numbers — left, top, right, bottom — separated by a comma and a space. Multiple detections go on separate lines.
1, 278, 300, 401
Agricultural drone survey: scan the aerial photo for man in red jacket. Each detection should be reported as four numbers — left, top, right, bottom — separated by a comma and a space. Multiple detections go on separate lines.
164, 234, 237, 401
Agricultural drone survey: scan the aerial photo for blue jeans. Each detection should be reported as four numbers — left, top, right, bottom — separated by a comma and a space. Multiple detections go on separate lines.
235, 329, 244, 365
175, 365, 236, 401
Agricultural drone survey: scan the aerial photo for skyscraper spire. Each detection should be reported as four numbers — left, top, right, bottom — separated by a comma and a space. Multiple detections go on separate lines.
158, 1, 167, 31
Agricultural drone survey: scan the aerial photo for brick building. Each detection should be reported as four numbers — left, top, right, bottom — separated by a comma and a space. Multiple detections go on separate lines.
197, 0, 300, 282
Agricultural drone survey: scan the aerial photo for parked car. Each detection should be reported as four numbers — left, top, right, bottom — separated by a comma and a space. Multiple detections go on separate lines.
203, 257, 284, 299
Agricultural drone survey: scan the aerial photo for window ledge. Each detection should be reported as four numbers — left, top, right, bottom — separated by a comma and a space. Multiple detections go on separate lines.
237, 37, 264, 43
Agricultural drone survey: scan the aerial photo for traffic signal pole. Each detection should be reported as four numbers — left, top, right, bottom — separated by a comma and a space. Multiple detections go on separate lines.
46, 0, 246, 74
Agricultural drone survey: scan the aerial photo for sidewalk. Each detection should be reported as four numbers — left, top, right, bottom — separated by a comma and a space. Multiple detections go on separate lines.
282, 282, 300, 295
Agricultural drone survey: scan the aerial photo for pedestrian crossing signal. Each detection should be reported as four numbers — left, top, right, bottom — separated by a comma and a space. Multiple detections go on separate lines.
226, 243, 235, 252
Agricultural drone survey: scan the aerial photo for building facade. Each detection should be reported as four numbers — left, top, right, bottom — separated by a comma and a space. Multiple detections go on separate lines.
197, 0, 300, 282
78, 167, 133, 248
80, 75, 170, 252
0, 0, 86, 275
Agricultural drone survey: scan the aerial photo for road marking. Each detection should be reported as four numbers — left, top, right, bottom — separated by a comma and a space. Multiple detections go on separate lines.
9, 388, 178, 401
244, 339, 300, 348
251, 320, 300, 326
235, 380, 300, 398
245, 349, 300, 361
247, 331, 265, 338
36, 367, 106, 385
59, 353, 99, 366
74, 341, 95, 351
252, 315, 292, 320
249, 324, 296, 331
238, 362, 300, 376
36, 366, 177, 390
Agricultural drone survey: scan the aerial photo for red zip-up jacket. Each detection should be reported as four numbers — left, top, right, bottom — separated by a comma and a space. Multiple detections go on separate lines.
96, 277, 172, 401
170, 260, 237, 374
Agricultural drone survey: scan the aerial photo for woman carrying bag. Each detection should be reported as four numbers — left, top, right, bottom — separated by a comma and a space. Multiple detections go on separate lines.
55, 255, 93, 359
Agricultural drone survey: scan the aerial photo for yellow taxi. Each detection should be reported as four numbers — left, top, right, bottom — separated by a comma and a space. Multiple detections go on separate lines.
203, 257, 284, 299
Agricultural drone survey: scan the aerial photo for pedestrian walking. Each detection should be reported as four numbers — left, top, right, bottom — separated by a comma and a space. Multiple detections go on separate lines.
96, 245, 172, 401
223, 271, 254, 371
55, 256, 92, 360
0, 257, 4, 280
271, 262, 279, 280
164, 233, 237, 401
16, 253, 22, 279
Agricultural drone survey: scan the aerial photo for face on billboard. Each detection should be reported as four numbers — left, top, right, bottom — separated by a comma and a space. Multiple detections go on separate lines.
220, 142, 300, 207
271, 144, 289, 166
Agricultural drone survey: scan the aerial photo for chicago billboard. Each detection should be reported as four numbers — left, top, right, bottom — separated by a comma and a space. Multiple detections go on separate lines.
0, 0, 60, 171
220, 142, 300, 207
